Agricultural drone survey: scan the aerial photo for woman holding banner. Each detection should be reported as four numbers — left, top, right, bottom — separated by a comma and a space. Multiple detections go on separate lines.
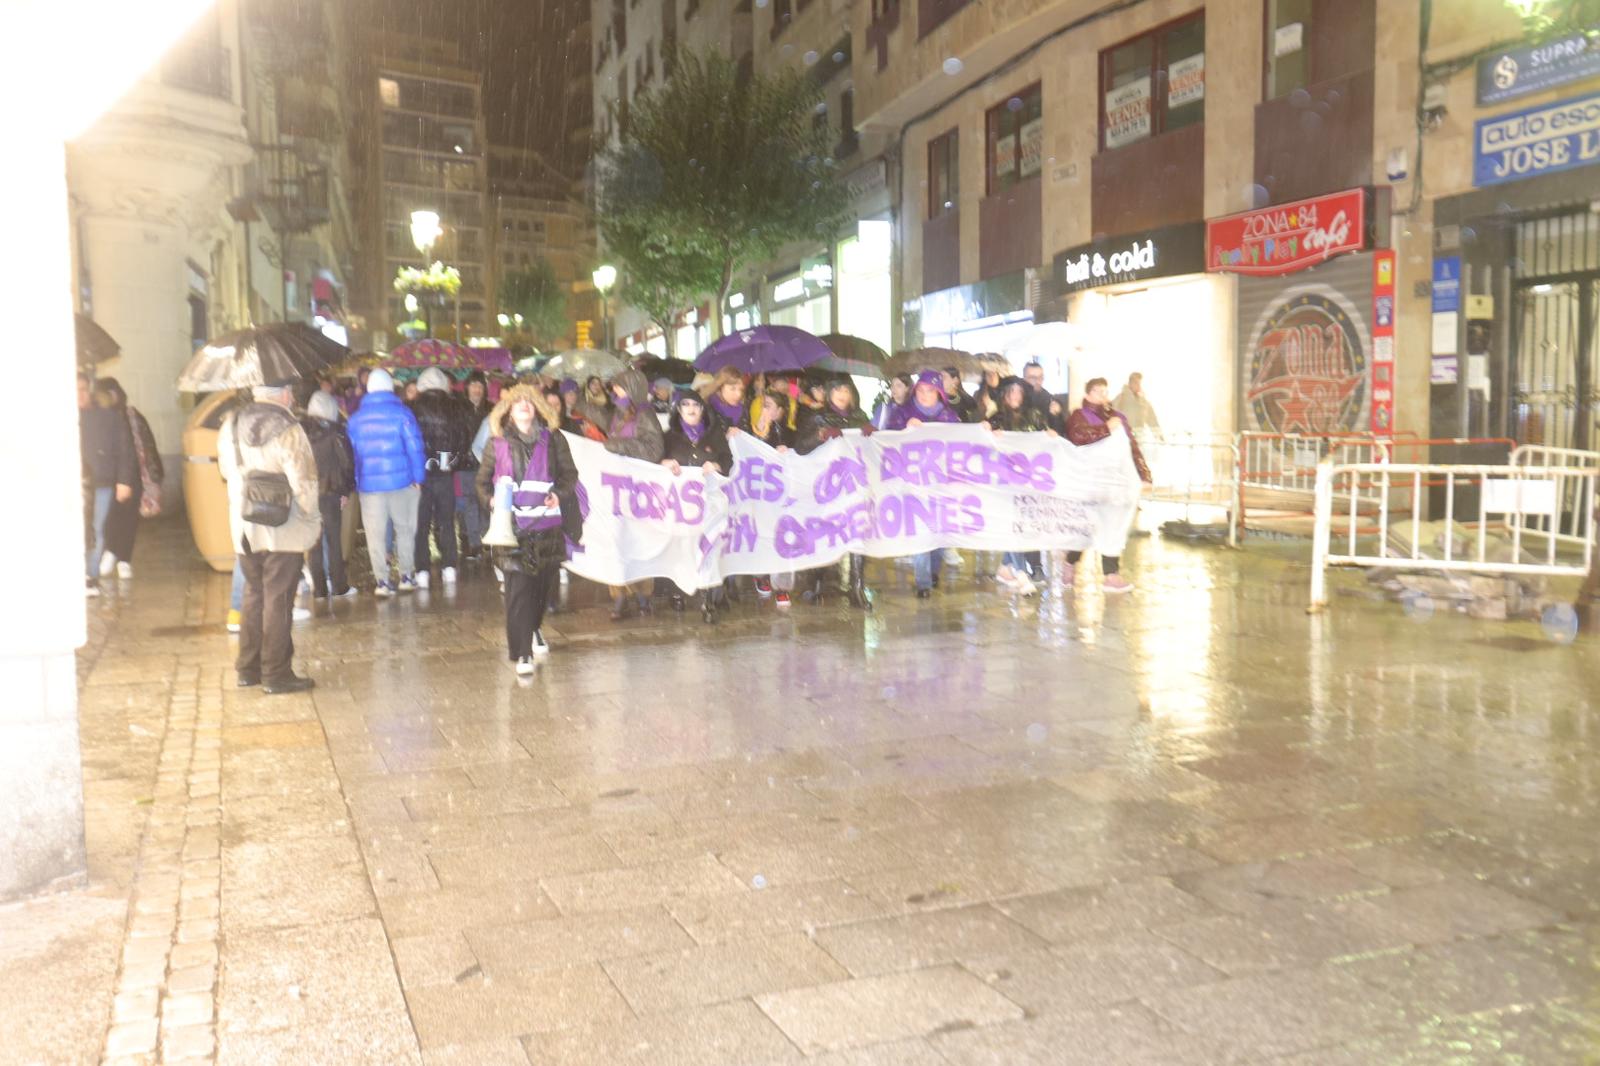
476, 386, 584, 674
1063, 377, 1152, 594
886, 371, 963, 598
589, 369, 665, 620
795, 378, 875, 610
661, 392, 731, 622
986, 377, 1048, 596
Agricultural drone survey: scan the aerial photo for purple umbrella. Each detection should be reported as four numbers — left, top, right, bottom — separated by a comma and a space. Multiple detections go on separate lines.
693, 325, 831, 374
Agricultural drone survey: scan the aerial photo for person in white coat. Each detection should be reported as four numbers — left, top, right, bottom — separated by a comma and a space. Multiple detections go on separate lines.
217, 382, 321, 694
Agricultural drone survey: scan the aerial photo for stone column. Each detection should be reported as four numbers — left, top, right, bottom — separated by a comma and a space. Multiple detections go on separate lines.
0, 137, 90, 900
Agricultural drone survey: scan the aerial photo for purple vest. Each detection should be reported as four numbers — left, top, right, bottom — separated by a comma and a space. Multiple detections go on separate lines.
492, 432, 563, 532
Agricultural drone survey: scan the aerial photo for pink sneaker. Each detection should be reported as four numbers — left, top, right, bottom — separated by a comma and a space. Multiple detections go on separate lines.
1103, 574, 1134, 594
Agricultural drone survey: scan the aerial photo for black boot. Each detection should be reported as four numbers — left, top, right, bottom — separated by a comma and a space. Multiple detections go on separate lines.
701, 590, 717, 624
847, 554, 871, 611
672, 592, 686, 613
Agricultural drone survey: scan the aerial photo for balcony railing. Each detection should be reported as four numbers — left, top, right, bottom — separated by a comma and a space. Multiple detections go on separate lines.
249, 144, 331, 234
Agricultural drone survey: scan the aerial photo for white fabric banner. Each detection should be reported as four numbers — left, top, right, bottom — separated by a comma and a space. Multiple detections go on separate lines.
562, 424, 1142, 590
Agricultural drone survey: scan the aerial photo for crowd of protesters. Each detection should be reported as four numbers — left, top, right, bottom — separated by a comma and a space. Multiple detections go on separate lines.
80, 359, 1151, 689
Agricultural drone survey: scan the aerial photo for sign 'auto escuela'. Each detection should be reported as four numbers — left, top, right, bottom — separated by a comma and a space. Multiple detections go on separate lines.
1473, 90, 1600, 187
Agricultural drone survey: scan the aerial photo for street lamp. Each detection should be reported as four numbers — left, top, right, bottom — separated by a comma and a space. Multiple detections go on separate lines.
592, 264, 617, 350
410, 209, 457, 340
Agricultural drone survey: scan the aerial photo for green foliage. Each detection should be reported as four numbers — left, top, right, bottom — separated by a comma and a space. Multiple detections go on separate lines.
1510, 0, 1600, 36
498, 259, 569, 346
596, 51, 849, 336
393, 262, 461, 296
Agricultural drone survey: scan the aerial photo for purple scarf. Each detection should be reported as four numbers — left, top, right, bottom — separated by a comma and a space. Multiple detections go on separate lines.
913, 398, 946, 419
709, 395, 744, 425
681, 417, 706, 443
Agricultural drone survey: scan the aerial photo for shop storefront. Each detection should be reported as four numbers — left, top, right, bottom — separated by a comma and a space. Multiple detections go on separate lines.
1433, 79, 1600, 453
1052, 222, 1227, 436
901, 270, 1038, 365
1207, 187, 1389, 437
765, 256, 833, 336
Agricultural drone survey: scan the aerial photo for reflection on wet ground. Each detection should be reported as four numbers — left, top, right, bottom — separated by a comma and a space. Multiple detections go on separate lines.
5, 521, 1599, 1064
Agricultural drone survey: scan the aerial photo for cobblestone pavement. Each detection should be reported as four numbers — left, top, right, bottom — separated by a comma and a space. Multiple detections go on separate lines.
4, 518, 1599, 1064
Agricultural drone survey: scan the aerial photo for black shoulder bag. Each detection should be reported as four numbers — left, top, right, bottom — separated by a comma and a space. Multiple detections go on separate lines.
232, 412, 293, 527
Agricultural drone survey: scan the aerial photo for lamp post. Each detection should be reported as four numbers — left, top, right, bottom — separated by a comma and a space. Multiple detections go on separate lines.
410, 209, 455, 340
592, 264, 617, 350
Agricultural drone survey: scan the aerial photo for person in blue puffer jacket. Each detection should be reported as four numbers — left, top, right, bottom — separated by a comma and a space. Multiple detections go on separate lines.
347, 368, 426, 596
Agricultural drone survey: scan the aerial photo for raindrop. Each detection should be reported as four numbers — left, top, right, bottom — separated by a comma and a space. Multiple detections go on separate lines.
755, 0, 768, 7
1461, 225, 1478, 243
942, 57, 964, 76
1299, 111, 1324, 134
780, 43, 795, 58
1540, 603, 1578, 645
1247, 184, 1270, 208
1288, 88, 1312, 108
833, 51, 847, 65
814, 100, 829, 114
1007, 96, 1024, 112
1026, 723, 1048, 743
804, 50, 819, 66
752, 874, 768, 889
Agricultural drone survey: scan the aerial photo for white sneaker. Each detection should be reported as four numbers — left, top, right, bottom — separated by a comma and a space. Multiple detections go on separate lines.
116, 561, 134, 580
942, 548, 963, 567
514, 656, 535, 676
98, 553, 116, 578
441, 566, 457, 585
532, 630, 550, 656
1013, 574, 1037, 597
292, 606, 312, 622
995, 565, 1020, 590
398, 575, 418, 593
415, 570, 430, 590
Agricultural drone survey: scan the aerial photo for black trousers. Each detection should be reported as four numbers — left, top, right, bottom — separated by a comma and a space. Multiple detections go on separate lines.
415, 475, 458, 570
306, 494, 348, 596
503, 565, 560, 659
104, 488, 142, 562
238, 545, 302, 683
1066, 550, 1119, 575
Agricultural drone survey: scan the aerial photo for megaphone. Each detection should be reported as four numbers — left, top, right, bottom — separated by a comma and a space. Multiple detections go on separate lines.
482, 477, 519, 548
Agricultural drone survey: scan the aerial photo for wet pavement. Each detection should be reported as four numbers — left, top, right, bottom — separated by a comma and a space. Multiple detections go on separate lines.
4, 517, 1599, 1064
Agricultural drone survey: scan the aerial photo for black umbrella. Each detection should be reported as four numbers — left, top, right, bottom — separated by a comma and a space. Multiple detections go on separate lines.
176, 322, 350, 392
634, 355, 698, 385
75, 314, 120, 368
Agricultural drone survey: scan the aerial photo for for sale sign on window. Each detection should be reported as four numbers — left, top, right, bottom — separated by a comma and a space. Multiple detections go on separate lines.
1019, 117, 1044, 178
1104, 76, 1151, 148
992, 132, 1016, 181
1167, 53, 1205, 109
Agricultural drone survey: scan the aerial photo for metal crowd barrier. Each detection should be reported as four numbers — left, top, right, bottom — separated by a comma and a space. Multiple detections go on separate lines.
1510, 444, 1600, 552
1309, 460, 1599, 611
1138, 431, 1241, 548
1237, 432, 1397, 537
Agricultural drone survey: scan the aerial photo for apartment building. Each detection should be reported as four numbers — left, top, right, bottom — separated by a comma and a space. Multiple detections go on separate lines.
355, 33, 493, 343
67, 0, 361, 462
488, 145, 598, 349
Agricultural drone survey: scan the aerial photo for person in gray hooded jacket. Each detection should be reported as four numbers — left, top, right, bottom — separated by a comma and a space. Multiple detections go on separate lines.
218, 382, 321, 694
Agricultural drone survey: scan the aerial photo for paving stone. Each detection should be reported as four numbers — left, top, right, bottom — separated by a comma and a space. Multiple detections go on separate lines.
992, 877, 1214, 944
812, 903, 1047, 977
603, 931, 849, 1012
933, 1002, 1241, 1066
539, 854, 749, 914
465, 906, 694, 977
421, 1040, 533, 1066
404, 965, 628, 1048
754, 965, 1024, 1054
378, 883, 562, 939
967, 930, 1225, 1012
520, 999, 800, 1065
159, 1022, 216, 1061
667, 879, 885, 944
217, 919, 405, 1035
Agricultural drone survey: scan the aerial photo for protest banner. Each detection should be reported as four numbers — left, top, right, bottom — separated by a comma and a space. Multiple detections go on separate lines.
561, 424, 1143, 589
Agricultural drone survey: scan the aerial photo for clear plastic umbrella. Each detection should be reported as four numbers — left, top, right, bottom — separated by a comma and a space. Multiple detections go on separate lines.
542, 349, 627, 381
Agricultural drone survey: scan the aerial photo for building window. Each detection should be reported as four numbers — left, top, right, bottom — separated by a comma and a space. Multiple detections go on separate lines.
1100, 13, 1205, 151
379, 77, 400, 107
985, 84, 1041, 195
1266, 0, 1310, 97
835, 89, 858, 158
918, 0, 970, 39
928, 128, 958, 217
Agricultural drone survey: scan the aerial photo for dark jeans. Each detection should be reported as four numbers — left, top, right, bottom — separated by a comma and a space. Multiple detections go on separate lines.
1066, 550, 1119, 575
237, 545, 302, 683
306, 494, 348, 596
504, 565, 560, 659
415, 475, 458, 570
104, 487, 142, 562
